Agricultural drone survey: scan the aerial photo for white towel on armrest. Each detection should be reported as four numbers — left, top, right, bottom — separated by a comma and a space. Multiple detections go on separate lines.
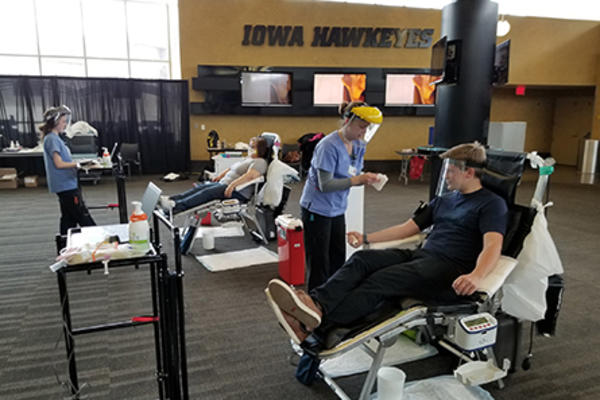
477, 255, 518, 296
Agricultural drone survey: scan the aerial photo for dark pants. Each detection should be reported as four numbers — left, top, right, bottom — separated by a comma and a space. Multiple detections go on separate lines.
301, 207, 346, 291
170, 182, 247, 213
57, 188, 96, 235
310, 248, 466, 332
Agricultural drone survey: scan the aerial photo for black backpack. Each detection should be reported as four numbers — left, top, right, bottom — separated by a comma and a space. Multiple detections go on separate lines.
297, 132, 325, 178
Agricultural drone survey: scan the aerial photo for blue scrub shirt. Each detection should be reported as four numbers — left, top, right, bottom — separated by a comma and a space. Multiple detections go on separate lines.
300, 131, 366, 217
43, 133, 78, 194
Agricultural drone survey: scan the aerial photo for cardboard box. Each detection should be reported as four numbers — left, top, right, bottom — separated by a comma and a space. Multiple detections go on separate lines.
0, 168, 18, 189
24, 175, 38, 188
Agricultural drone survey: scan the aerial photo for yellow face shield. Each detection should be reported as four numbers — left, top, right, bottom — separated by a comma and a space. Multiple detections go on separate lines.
347, 106, 383, 143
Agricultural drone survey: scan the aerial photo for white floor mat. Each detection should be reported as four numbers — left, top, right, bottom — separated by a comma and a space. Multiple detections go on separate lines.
193, 223, 245, 239
194, 246, 278, 272
374, 375, 495, 400
321, 335, 438, 378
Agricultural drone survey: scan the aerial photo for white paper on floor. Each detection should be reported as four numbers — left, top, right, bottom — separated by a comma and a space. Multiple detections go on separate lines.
321, 335, 438, 378
194, 246, 278, 272
373, 375, 495, 400
193, 222, 245, 239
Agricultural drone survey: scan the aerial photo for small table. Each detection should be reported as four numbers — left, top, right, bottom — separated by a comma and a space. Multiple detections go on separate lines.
395, 150, 421, 185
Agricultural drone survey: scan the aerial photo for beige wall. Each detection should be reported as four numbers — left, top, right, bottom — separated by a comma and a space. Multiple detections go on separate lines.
179, 0, 600, 162
490, 90, 555, 153
551, 96, 594, 165
502, 17, 600, 86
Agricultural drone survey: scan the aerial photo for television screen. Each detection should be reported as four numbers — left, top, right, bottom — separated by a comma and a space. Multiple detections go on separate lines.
430, 37, 447, 77
240, 72, 291, 106
313, 73, 366, 106
493, 40, 510, 86
385, 74, 441, 106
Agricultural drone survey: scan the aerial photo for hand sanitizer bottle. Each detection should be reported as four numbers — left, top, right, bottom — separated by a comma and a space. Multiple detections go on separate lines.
129, 201, 149, 253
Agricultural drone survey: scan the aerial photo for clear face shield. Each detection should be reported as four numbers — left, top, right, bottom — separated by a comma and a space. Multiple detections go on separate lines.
43, 105, 72, 132
436, 158, 469, 197
345, 106, 382, 143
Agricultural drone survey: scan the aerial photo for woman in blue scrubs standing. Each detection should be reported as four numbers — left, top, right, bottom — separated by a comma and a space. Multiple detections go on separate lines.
300, 101, 383, 290
40, 105, 96, 234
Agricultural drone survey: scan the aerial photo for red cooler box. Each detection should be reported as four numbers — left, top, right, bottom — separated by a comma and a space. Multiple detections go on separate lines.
275, 215, 305, 285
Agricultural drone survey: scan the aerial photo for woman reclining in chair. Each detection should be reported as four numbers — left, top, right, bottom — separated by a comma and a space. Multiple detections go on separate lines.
266, 142, 508, 346
162, 137, 272, 214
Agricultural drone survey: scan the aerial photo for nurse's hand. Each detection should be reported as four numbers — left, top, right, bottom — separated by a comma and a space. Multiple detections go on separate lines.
347, 231, 362, 248
351, 172, 379, 186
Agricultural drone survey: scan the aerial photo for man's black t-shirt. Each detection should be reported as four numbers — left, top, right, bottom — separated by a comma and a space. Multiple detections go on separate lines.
422, 187, 508, 269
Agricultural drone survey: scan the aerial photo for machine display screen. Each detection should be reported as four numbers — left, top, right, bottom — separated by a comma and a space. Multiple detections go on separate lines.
464, 317, 488, 327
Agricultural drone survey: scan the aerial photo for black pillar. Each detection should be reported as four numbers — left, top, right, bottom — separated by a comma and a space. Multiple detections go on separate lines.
434, 0, 498, 147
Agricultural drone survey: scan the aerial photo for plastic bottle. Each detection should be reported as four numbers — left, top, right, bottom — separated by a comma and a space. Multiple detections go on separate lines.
129, 201, 149, 253
101, 147, 111, 167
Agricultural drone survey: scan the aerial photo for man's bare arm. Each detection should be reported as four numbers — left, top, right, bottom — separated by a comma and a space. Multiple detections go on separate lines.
348, 219, 421, 247
452, 231, 503, 296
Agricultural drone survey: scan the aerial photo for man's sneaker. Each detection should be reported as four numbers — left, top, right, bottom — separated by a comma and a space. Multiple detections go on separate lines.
265, 288, 309, 344
268, 279, 322, 330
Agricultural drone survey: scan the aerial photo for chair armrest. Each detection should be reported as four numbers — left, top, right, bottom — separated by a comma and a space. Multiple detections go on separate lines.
367, 233, 426, 250
235, 176, 264, 192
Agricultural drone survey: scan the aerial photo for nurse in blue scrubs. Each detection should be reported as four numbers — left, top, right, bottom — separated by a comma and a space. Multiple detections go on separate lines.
300, 101, 383, 290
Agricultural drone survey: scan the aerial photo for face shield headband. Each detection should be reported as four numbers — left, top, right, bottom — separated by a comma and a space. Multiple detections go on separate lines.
43, 105, 72, 130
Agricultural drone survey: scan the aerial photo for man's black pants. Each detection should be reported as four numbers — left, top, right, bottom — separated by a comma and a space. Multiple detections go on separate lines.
57, 188, 96, 235
310, 248, 466, 332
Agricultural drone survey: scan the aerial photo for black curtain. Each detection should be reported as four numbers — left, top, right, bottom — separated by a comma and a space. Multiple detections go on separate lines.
0, 75, 190, 173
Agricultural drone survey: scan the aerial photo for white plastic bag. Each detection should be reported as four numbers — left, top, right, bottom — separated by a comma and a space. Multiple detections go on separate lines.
501, 201, 564, 321
258, 159, 299, 207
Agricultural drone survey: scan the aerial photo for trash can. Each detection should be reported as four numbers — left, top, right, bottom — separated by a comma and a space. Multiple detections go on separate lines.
275, 214, 305, 285
580, 139, 599, 184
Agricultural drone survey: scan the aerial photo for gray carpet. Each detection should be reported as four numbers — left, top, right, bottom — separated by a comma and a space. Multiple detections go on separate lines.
0, 167, 599, 399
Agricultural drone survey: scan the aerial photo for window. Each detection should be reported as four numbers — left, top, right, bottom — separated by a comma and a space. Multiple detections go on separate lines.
0, 0, 180, 79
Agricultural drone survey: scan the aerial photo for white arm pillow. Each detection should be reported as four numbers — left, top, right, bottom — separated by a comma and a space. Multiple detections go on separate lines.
259, 159, 299, 207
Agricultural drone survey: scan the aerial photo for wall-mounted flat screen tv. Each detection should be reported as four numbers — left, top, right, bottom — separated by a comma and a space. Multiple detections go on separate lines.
240, 72, 291, 106
385, 74, 441, 106
493, 39, 510, 86
430, 36, 447, 81
313, 73, 366, 106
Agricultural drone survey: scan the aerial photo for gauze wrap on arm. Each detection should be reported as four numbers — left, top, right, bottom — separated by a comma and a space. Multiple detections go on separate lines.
318, 169, 352, 192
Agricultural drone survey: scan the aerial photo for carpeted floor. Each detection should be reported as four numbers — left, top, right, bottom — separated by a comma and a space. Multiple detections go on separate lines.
0, 166, 599, 399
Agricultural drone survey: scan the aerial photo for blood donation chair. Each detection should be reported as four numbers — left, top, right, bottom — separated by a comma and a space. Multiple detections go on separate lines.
159, 132, 298, 253
286, 151, 560, 400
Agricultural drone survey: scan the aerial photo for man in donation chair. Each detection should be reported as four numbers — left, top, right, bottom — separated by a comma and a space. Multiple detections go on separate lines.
266, 142, 508, 347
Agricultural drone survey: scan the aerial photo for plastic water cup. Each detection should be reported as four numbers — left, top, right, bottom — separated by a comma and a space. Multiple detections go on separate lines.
377, 366, 406, 400
202, 231, 215, 250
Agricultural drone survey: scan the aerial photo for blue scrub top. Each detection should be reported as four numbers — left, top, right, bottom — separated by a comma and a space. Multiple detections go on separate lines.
43, 133, 78, 194
300, 131, 366, 217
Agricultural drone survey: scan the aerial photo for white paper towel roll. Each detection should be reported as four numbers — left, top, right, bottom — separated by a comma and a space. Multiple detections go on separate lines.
377, 366, 406, 400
